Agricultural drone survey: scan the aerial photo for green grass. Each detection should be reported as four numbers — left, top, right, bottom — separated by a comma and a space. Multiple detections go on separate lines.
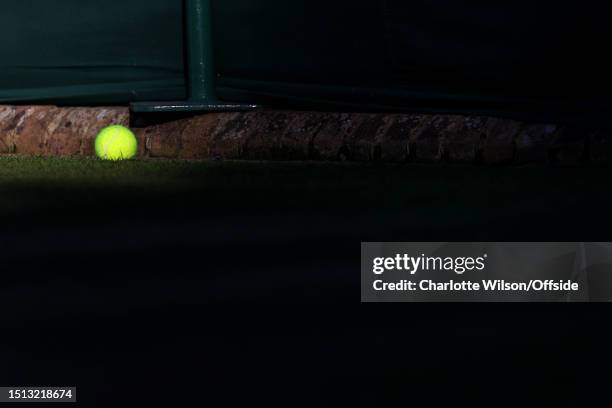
0, 155, 610, 241
0, 156, 207, 186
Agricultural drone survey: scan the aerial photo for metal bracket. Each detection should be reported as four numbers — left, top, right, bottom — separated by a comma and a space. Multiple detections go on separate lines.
131, 0, 260, 113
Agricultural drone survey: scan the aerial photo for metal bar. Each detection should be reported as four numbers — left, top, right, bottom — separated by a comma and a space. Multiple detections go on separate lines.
186, 0, 216, 101
131, 0, 260, 113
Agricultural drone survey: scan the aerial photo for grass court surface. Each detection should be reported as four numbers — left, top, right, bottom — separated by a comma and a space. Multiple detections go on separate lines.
0, 156, 609, 405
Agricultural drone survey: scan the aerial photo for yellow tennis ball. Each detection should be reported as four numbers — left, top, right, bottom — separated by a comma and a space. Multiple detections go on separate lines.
95, 125, 138, 161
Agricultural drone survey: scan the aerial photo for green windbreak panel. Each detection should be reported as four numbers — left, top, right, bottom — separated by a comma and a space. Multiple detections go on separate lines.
2, 0, 611, 120
0, 0, 185, 105
212, 1, 612, 120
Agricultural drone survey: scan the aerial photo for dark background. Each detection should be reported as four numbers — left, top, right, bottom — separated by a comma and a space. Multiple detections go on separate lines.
1, 0, 611, 405
1, 1, 611, 122
215, 0, 612, 120
0, 160, 610, 406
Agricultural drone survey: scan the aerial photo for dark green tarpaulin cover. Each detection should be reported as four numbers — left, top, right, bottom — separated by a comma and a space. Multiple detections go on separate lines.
0, 1, 186, 104
2, 1, 611, 119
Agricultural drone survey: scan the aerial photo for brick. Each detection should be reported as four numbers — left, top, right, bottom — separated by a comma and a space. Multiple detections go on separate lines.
483, 118, 522, 164
0, 106, 19, 153
208, 112, 250, 159
79, 107, 130, 156
279, 112, 328, 160
146, 120, 186, 159
0, 106, 606, 166
411, 116, 445, 163
379, 115, 423, 163
549, 126, 587, 166
243, 111, 290, 160
441, 116, 487, 163
313, 113, 365, 160
349, 114, 386, 161
515, 124, 559, 164
13, 106, 51, 155
178, 113, 223, 160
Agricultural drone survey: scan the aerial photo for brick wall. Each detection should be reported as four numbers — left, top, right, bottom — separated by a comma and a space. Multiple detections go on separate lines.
1, 106, 610, 165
